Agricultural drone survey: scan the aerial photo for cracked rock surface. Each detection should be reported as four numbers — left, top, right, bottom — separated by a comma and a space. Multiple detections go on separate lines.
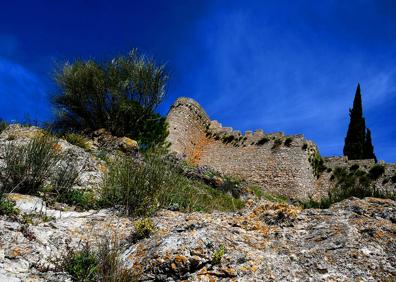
0, 196, 395, 281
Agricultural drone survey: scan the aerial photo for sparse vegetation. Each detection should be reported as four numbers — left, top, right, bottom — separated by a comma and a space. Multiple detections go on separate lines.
301, 166, 395, 209
222, 135, 235, 144
0, 199, 19, 216
368, 164, 385, 180
63, 244, 98, 282
302, 143, 308, 150
64, 133, 90, 150
0, 134, 60, 195
349, 164, 359, 171
284, 137, 293, 147
249, 186, 289, 203
220, 176, 243, 198
53, 161, 80, 197
257, 137, 269, 145
271, 138, 282, 150
63, 239, 137, 282
58, 190, 97, 211
212, 245, 225, 265
0, 119, 8, 133
391, 175, 396, 184
100, 148, 244, 216
132, 218, 155, 242
309, 151, 326, 178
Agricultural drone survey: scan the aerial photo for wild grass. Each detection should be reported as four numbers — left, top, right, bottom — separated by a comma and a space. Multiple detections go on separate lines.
64, 133, 90, 150
0, 134, 60, 195
62, 238, 137, 282
100, 148, 244, 216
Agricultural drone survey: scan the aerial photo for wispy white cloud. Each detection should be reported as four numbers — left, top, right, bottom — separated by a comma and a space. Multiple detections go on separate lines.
174, 4, 396, 161
0, 57, 51, 122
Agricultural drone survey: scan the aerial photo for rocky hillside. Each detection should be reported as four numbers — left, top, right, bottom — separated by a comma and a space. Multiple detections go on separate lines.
1, 195, 395, 281
0, 125, 395, 281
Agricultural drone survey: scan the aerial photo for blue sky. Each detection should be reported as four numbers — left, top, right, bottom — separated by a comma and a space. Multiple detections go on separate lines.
0, 1, 395, 162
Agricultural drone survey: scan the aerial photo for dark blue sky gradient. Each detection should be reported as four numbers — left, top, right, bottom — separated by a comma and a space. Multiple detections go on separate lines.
1, 1, 395, 161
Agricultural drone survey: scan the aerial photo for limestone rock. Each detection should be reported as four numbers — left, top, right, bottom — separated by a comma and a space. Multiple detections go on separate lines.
91, 128, 138, 154
0, 195, 394, 281
117, 137, 139, 153
0, 124, 105, 192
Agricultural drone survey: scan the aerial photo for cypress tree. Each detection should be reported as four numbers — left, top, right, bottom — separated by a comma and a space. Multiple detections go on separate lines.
343, 83, 367, 159
363, 128, 377, 162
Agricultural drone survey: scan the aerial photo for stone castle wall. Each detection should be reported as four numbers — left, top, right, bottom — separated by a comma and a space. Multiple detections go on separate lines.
166, 97, 396, 200
167, 97, 322, 199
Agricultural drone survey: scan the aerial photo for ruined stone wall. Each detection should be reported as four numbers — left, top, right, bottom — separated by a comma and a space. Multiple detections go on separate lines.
167, 97, 321, 200
166, 98, 211, 163
166, 97, 395, 200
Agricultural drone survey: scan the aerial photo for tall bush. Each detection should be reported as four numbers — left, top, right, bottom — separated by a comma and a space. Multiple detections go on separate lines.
53, 49, 169, 148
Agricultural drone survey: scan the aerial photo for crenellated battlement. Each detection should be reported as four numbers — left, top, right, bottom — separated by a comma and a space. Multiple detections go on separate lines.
166, 97, 393, 200
166, 97, 322, 199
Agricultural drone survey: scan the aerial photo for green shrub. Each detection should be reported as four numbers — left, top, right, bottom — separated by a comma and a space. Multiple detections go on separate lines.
349, 164, 359, 171
302, 143, 308, 150
58, 190, 97, 210
53, 49, 169, 148
256, 137, 269, 145
0, 200, 19, 216
64, 133, 90, 150
100, 148, 244, 216
132, 218, 155, 242
391, 175, 396, 184
284, 137, 293, 147
299, 196, 332, 209
211, 245, 225, 265
368, 165, 385, 180
302, 166, 395, 209
220, 176, 243, 198
222, 135, 235, 144
309, 152, 326, 178
63, 239, 137, 282
0, 119, 8, 133
0, 134, 60, 195
63, 244, 98, 282
271, 139, 283, 150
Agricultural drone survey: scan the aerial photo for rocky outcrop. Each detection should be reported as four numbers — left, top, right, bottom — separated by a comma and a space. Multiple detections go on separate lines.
1, 195, 395, 281
0, 125, 106, 191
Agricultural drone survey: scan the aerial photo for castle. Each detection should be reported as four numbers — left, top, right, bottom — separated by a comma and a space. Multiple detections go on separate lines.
166, 97, 395, 200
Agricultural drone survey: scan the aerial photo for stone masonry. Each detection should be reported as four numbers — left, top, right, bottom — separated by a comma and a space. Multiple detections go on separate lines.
167, 98, 323, 200
166, 97, 396, 200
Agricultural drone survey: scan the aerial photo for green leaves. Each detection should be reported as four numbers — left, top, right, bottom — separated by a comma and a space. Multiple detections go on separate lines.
53, 49, 169, 148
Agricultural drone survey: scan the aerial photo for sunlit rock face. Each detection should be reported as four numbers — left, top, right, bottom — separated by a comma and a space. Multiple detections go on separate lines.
1, 195, 395, 281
